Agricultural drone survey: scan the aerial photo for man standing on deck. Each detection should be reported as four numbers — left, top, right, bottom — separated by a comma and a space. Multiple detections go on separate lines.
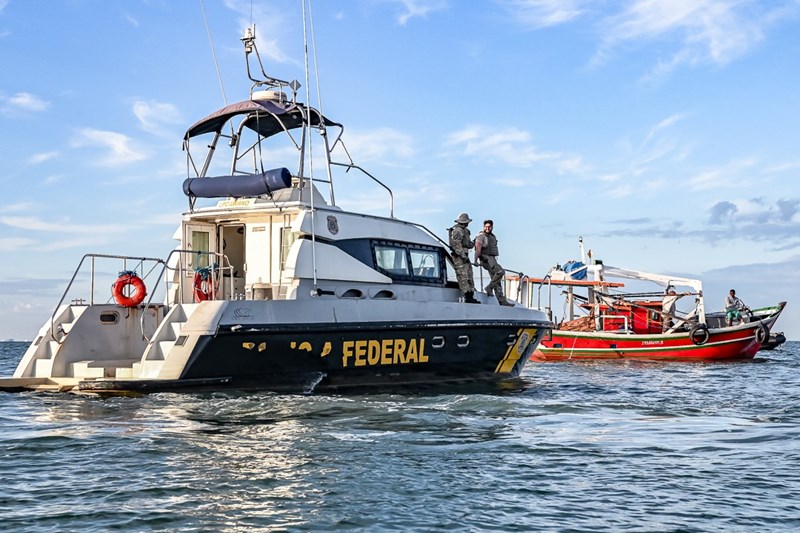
449, 213, 480, 304
475, 219, 515, 307
661, 287, 685, 332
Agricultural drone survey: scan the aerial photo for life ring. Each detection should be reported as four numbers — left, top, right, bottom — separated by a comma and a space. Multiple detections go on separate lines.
689, 323, 710, 346
755, 324, 767, 344
112, 272, 146, 307
193, 270, 215, 302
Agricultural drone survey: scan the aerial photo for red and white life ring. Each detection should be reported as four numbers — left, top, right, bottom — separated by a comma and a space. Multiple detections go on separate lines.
193, 270, 215, 302
112, 272, 147, 307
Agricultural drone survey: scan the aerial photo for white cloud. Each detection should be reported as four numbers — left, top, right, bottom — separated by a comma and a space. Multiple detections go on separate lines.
605, 184, 633, 199
494, 177, 529, 187
71, 128, 149, 166
0, 237, 36, 251
0, 215, 120, 234
336, 127, 415, 163
0, 202, 36, 213
641, 113, 687, 147
501, 0, 588, 28
389, 0, 448, 26
597, 0, 792, 78
506, 1, 797, 78
2, 92, 50, 112
445, 125, 563, 168
133, 100, 182, 136
28, 151, 59, 164
223, 0, 294, 64
689, 157, 758, 191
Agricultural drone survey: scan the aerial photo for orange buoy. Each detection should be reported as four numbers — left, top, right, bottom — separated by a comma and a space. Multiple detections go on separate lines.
112, 272, 146, 307
193, 270, 215, 302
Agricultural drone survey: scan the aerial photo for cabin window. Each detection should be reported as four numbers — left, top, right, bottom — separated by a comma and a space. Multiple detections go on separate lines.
279, 227, 296, 270
410, 249, 440, 279
374, 244, 410, 276
191, 231, 210, 268
332, 238, 446, 285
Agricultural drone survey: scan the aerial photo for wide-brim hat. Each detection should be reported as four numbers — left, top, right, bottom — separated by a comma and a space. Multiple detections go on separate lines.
455, 212, 472, 224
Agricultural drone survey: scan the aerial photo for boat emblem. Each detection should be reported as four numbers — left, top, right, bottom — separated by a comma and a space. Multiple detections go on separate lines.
516, 331, 530, 355
234, 307, 252, 318
327, 215, 339, 235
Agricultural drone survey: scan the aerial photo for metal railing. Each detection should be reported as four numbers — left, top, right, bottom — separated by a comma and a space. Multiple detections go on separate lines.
49, 253, 166, 343
49, 250, 234, 344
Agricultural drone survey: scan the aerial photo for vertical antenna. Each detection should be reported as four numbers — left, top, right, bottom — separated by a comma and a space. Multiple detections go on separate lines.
301, 0, 318, 287
307, 0, 335, 204
199, 0, 228, 106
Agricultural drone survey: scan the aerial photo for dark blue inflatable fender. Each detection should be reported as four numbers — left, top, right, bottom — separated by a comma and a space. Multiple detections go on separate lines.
183, 167, 292, 198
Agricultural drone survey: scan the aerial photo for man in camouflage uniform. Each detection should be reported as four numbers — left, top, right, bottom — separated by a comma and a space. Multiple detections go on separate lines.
475, 219, 515, 307
449, 212, 480, 303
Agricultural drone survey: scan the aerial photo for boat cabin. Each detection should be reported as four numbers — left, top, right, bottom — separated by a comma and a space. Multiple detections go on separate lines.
581, 299, 665, 334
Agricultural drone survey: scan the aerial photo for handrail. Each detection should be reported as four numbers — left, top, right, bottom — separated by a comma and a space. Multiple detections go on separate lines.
139, 249, 233, 342
600, 314, 630, 332
49, 253, 166, 343
330, 161, 394, 218
48, 251, 238, 346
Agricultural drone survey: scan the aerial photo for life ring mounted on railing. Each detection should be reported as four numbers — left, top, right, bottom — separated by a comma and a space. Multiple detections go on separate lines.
193, 266, 217, 302
689, 323, 710, 346
755, 323, 767, 344
112, 270, 147, 307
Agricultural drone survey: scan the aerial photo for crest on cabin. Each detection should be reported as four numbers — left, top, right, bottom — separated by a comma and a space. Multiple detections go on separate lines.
327, 215, 339, 235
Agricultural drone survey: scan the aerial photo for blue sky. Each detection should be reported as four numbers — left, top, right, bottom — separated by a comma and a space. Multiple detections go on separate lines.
1, 0, 799, 340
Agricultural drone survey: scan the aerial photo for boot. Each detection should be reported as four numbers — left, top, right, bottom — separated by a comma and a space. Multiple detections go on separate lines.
497, 296, 515, 307
484, 285, 494, 297
464, 291, 481, 304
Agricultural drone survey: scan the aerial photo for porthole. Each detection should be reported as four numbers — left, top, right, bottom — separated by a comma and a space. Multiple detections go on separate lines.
431, 336, 445, 348
99, 311, 119, 325
339, 288, 364, 299
457, 335, 470, 348
370, 289, 396, 300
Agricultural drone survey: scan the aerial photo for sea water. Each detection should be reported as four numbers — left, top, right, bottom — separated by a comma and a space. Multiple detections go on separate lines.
0, 341, 798, 532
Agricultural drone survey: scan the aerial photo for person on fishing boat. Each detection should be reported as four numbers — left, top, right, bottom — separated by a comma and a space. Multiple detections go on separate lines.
449, 213, 480, 304
661, 287, 686, 332
475, 219, 515, 307
724, 289, 746, 326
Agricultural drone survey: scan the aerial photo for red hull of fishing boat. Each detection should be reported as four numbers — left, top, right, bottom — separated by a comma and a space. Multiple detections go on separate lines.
532, 322, 764, 362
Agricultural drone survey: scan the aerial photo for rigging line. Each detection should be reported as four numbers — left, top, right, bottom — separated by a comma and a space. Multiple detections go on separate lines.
307, 0, 334, 202
301, 0, 318, 287
199, 0, 228, 107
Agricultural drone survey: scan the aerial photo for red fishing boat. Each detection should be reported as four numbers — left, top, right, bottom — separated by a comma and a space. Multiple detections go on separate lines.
511, 238, 786, 362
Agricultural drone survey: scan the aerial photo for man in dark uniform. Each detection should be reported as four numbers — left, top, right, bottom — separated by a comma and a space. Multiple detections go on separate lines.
475, 219, 514, 307
449, 213, 479, 303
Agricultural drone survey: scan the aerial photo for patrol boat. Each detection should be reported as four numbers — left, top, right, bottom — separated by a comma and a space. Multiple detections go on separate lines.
0, 27, 551, 394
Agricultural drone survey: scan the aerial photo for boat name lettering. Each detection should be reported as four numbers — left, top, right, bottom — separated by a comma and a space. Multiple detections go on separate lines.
216, 198, 255, 208
341, 338, 428, 367
641, 340, 664, 346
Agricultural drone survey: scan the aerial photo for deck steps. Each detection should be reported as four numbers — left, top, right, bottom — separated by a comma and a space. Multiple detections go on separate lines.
70, 359, 140, 379
0, 377, 79, 393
